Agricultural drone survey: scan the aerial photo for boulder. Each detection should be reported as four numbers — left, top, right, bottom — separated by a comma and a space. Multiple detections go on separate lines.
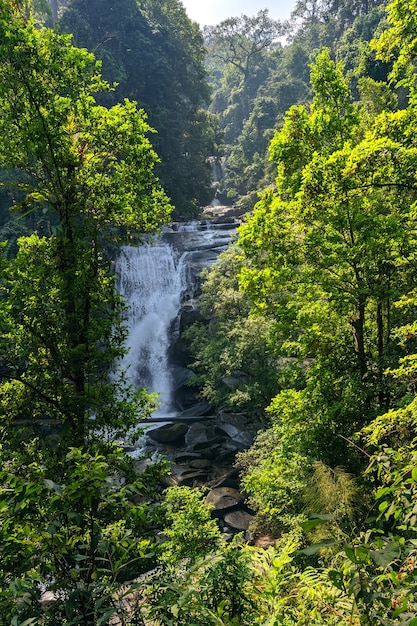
218, 410, 257, 431
195, 444, 225, 460
209, 469, 240, 489
205, 487, 245, 513
185, 421, 220, 450
223, 510, 254, 531
163, 464, 209, 487
190, 458, 211, 470
230, 431, 256, 450
216, 421, 241, 439
147, 422, 188, 444
172, 451, 202, 464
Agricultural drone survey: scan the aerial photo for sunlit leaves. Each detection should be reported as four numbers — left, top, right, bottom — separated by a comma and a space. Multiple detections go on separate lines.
0, 445, 159, 623
0, 2, 171, 444
371, 0, 417, 100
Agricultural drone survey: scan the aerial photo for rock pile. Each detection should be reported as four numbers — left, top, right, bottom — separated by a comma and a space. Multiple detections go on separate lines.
139, 410, 263, 539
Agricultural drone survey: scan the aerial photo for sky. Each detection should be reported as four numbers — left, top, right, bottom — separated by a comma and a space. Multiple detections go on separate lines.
181, 0, 297, 28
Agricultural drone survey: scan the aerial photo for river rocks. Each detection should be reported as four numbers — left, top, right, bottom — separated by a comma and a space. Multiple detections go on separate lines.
202, 204, 247, 222
164, 465, 209, 487
223, 510, 254, 532
133, 410, 262, 540
205, 487, 245, 512
141, 410, 262, 469
204, 486, 255, 535
147, 422, 188, 444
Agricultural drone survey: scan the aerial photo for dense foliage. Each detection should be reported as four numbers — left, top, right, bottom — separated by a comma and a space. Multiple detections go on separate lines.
2, 0, 417, 624
184, 1, 417, 623
59, 0, 219, 217
0, 0, 172, 446
0, 1, 170, 621
206, 1, 390, 210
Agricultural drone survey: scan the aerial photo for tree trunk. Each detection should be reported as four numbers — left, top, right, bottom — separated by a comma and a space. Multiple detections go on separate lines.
350, 299, 367, 379
377, 299, 385, 408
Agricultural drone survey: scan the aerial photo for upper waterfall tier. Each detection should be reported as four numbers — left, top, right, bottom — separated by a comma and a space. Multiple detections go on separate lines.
115, 219, 237, 414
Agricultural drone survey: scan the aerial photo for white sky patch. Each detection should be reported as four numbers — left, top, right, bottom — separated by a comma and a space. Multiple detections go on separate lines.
181, 0, 297, 28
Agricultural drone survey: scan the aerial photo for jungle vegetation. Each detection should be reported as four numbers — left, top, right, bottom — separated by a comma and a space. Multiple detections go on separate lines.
1, 0, 417, 624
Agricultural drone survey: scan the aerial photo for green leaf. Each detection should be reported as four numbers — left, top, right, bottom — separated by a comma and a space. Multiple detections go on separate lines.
371, 543, 401, 568
328, 569, 344, 590
344, 545, 356, 563
301, 513, 334, 532
355, 545, 370, 563
379, 500, 389, 513
298, 539, 339, 556
375, 486, 393, 499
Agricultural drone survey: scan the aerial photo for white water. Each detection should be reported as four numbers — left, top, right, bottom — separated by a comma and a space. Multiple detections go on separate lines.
115, 220, 236, 418
116, 241, 187, 414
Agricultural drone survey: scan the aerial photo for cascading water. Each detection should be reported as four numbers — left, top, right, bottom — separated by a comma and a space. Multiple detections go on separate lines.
115, 219, 236, 416
116, 241, 187, 414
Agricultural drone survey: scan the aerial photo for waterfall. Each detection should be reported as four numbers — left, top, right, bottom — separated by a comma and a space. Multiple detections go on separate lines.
116, 241, 187, 414
115, 220, 236, 416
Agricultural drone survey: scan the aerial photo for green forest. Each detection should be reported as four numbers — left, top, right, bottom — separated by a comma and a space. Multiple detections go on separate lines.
1, 0, 417, 623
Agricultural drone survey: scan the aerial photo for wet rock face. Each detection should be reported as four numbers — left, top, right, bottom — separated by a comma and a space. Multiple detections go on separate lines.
161, 220, 238, 412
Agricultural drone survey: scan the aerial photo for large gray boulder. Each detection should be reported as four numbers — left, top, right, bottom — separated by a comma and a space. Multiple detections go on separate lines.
185, 421, 221, 450
205, 487, 245, 515
147, 422, 188, 444
223, 510, 254, 531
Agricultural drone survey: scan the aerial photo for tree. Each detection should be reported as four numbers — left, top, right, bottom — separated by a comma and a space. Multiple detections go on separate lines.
184, 246, 283, 417
238, 49, 417, 475
205, 10, 282, 144
371, 0, 417, 102
60, 0, 217, 216
0, 4, 172, 621
289, 0, 387, 41
225, 40, 313, 209
0, 0, 172, 447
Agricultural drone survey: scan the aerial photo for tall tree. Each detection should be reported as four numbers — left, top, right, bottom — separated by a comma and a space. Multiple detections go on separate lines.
205, 10, 282, 144
0, 0, 171, 447
371, 0, 417, 102
238, 49, 417, 465
60, 0, 217, 216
